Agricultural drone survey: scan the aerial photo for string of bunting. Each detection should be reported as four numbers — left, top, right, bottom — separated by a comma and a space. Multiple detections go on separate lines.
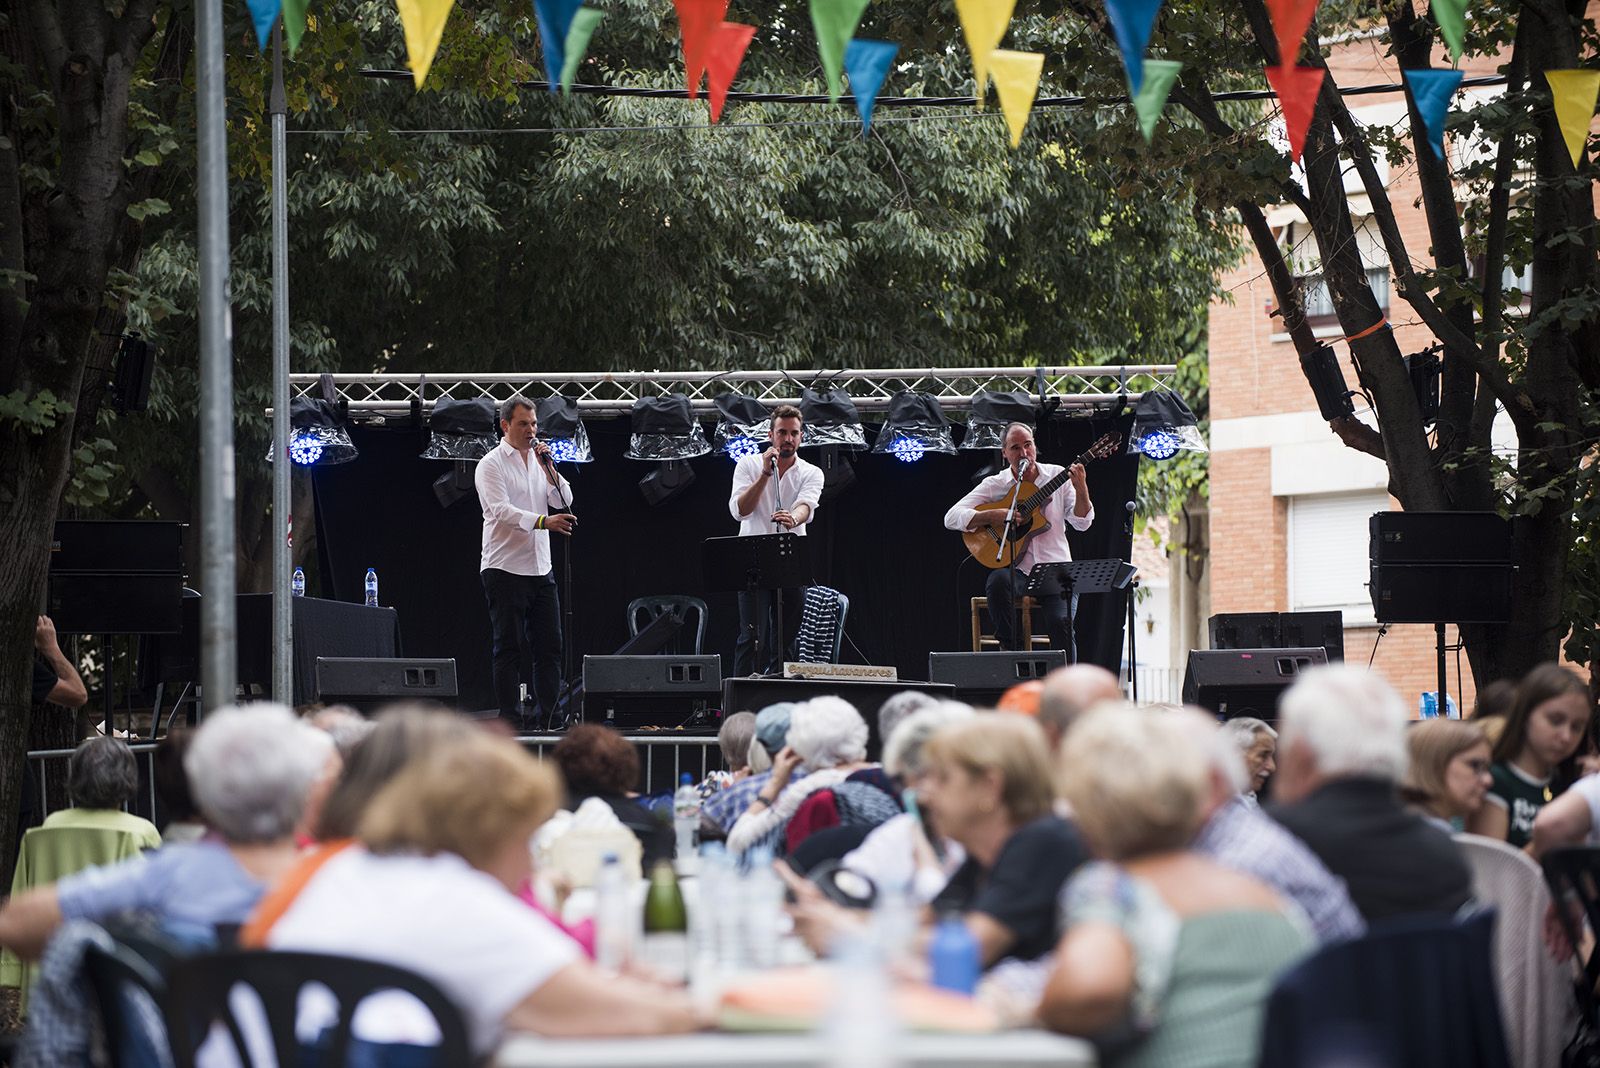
244, 0, 1597, 162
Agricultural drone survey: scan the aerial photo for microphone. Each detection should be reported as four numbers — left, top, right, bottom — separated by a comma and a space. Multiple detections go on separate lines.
770, 452, 779, 476
1124, 500, 1137, 536
1013, 456, 1027, 480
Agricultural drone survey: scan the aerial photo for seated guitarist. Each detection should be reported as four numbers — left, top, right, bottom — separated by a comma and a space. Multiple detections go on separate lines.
944, 422, 1094, 661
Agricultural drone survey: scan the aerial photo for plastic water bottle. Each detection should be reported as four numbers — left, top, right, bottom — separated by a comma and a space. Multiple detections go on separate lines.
695, 843, 739, 985
364, 568, 379, 607
594, 852, 633, 975
928, 914, 981, 995
673, 773, 701, 871
824, 936, 901, 1068
742, 845, 784, 969
1419, 692, 1460, 719
291, 567, 306, 597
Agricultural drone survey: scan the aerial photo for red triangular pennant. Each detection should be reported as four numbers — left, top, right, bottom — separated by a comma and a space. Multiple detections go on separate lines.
1264, 0, 1319, 65
675, 0, 730, 99
706, 22, 757, 123
1266, 64, 1325, 162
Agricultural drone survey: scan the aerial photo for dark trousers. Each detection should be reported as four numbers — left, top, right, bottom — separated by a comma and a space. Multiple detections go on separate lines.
481, 568, 562, 719
986, 567, 1077, 663
734, 588, 801, 676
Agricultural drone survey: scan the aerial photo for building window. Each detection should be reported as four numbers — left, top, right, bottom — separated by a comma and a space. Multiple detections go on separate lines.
1287, 491, 1387, 625
1296, 267, 1390, 327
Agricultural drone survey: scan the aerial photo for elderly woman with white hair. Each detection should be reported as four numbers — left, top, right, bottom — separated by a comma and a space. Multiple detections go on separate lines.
725, 696, 891, 855
0, 704, 333, 957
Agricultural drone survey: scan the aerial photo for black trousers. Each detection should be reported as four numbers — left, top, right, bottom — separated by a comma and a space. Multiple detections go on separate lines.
985, 567, 1077, 663
481, 568, 562, 719
734, 587, 801, 676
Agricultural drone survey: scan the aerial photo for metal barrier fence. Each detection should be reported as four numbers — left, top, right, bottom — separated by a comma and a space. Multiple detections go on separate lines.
22, 733, 725, 825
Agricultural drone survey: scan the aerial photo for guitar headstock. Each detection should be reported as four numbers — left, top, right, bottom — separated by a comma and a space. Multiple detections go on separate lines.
1082, 432, 1124, 462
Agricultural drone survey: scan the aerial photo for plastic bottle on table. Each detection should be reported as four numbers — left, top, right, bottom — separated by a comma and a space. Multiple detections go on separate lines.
291, 567, 305, 597
927, 913, 981, 995
594, 852, 633, 975
364, 567, 379, 607
824, 933, 901, 1068
742, 845, 784, 969
673, 773, 701, 871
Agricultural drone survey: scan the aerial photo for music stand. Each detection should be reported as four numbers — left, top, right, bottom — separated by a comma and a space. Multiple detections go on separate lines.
1026, 559, 1137, 666
702, 534, 809, 676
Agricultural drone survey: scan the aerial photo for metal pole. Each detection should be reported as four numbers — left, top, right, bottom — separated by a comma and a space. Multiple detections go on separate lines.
270, 25, 293, 705
197, 0, 237, 712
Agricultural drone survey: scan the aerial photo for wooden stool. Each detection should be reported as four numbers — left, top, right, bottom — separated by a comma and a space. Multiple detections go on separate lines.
970, 596, 1051, 652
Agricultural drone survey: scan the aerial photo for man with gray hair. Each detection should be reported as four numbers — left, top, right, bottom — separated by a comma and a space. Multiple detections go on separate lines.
1222, 716, 1277, 807
1269, 665, 1472, 924
1037, 664, 1122, 750
475, 395, 576, 729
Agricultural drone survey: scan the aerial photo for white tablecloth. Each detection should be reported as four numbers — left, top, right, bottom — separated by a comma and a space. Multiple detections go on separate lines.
495, 1029, 1096, 1068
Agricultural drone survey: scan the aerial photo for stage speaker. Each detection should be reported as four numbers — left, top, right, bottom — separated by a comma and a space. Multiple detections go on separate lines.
315, 657, 458, 712
929, 650, 1067, 706
1181, 647, 1328, 721
49, 520, 185, 635
1208, 613, 1280, 651
583, 655, 721, 729
1210, 611, 1344, 662
1368, 512, 1514, 623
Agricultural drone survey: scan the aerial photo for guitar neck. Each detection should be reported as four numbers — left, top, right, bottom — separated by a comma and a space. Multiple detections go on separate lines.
1021, 452, 1090, 512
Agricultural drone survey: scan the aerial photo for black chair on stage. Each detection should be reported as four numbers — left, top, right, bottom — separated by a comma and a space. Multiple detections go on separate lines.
626, 595, 708, 655
163, 950, 474, 1068
83, 939, 172, 1068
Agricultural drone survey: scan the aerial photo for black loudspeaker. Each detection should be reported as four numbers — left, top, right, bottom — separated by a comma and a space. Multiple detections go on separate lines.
1368, 512, 1514, 623
928, 650, 1068, 705
51, 520, 183, 573
112, 333, 156, 413
48, 520, 185, 635
1209, 611, 1344, 662
315, 657, 458, 712
1181, 647, 1329, 720
582, 655, 721, 729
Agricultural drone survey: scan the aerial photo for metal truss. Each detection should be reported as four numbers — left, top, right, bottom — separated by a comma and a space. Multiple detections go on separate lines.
287, 365, 1180, 418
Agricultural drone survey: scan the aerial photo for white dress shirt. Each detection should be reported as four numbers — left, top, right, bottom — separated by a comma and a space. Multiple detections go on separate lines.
943, 462, 1094, 572
474, 440, 574, 577
728, 453, 824, 536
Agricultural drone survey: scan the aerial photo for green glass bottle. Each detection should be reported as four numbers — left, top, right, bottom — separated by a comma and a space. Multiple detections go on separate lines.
640, 859, 689, 984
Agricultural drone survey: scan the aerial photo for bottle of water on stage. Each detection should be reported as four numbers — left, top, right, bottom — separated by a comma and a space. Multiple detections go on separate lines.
364, 567, 379, 607
673, 773, 701, 871
640, 860, 689, 984
594, 852, 633, 975
291, 568, 305, 597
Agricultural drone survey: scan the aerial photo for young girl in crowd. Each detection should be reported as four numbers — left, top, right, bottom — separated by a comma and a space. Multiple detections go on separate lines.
1468, 664, 1593, 848
1401, 719, 1492, 833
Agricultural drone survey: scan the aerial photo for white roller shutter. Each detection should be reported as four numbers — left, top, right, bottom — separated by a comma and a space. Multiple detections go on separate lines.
1288, 492, 1386, 623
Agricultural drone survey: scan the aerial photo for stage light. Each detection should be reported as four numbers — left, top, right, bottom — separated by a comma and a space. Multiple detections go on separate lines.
1128, 390, 1206, 461
962, 390, 1035, 450
726, 435, 762, 461
268, 398, 358, 466
799, 386, 868, 450
420, 396, 498, 462
714, 393, 771, 457
626, 394, 710, 461
870, 390, 956, 460
535, 395, 594, 463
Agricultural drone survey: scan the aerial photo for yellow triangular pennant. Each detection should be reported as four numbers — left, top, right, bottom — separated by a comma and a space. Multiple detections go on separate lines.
956, 0, 1017, 108
1545, 69, 1600, 168
395, 0, 456, 88
988, 49, 1044, 148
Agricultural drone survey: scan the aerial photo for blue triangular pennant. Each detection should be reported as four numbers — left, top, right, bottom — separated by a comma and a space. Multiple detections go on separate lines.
1103, 0, 1164, 94
1403, 68, 1464, 159
844, 38, 898, 133
245, 0, 282, 50
534, 0, 585, 89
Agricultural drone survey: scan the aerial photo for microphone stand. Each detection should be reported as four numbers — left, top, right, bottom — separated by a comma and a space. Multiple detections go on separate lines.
769, 452, 785, 675
995, 460, 1027, 649
541, 448, 580, 730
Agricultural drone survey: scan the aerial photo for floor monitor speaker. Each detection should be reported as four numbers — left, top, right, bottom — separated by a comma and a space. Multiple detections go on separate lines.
315, 657, 458, 712
1181, 647, 1329, 721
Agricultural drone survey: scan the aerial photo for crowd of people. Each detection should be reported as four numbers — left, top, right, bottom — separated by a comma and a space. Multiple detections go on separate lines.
0, 657, 1595, 1065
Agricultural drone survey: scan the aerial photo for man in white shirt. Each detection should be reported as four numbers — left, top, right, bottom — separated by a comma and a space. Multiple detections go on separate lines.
944, 422, 1094, 661
474, 396, 576, 727
727, 404, 824, 675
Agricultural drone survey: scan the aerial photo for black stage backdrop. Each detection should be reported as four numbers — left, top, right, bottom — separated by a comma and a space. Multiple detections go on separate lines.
313, 412, 1139, 712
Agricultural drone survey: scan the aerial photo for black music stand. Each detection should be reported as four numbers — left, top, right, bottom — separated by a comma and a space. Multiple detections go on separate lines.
1026, 559, 1137, 667
702, 533, 808, 677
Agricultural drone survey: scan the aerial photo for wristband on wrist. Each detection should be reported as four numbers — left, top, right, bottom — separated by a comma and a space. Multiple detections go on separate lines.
535, 515, 545, 530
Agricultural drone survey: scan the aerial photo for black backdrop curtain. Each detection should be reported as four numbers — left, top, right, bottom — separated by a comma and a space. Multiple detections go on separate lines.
313, 412, 1139, 712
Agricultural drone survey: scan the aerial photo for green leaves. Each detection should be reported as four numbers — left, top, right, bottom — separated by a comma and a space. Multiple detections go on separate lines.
126, 198, 170, 221
0, 389, 75, 434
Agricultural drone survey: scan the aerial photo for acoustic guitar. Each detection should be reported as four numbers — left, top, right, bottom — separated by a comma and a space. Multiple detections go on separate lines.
961, 431, 1124, 570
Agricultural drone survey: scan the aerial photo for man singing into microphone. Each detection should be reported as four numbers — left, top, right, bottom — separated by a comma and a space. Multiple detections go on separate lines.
728, 403, 823, 675
944, 421, 1093, 661
475, 395, 576, 730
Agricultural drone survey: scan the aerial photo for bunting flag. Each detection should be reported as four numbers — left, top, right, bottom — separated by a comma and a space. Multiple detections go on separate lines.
395, 0, 456, 88
1404, 67, 1464, 159
844, 38, 898, 133
1545, 69, 1600, 167
1264, 0, 1318, 65
988, 49, 1045, 148
1431, 0, 1466, 62
1132, 58, 1181, 142
811, 0, 873, 102
675, 0, 729, 98
1103, 0, 1163, 94
706, 21, 757, 122
535, 0, 584, 88
246, 0, 282, 50
283, 0, 310, 54
1265, 64, 1324, 162
559, 8, 605, 93
955, 0, 1016, 107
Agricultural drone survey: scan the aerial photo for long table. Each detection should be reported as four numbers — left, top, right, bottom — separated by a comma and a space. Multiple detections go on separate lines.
496, 1029, 1096, 1068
